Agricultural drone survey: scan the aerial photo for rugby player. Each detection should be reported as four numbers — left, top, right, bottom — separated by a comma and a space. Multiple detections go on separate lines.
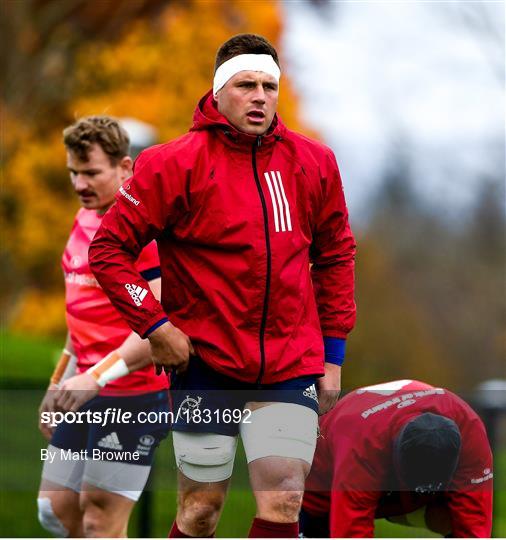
37, 116, 170, 537
301, 379, 493, 537
88, 34, 356, 538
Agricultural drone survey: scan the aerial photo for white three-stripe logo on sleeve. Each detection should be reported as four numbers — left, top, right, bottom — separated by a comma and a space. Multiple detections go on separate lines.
263, 171, 292, 233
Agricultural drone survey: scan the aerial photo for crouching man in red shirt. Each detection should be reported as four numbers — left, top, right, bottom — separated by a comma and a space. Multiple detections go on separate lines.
301, 379, 493, 537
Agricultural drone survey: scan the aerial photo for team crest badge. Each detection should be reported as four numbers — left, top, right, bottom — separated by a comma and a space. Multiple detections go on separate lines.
179, 395, 203, 421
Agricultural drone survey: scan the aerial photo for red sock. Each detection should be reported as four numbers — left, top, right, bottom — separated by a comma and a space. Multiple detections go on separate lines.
168, 522, 191, 538
248, 517, 299, 538
168, 521, 215, 538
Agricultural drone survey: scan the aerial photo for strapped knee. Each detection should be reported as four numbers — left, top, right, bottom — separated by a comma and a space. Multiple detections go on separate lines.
37, 498, 69, 537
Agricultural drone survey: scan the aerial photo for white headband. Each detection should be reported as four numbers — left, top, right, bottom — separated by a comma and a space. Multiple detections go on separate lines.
213, 54, 281, 97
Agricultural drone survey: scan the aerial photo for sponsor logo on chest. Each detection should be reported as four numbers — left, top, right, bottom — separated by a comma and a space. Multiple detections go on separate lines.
119, 185, 140, 206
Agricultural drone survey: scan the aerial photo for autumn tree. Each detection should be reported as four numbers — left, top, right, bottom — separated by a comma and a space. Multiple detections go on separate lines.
2, 0, 310, 336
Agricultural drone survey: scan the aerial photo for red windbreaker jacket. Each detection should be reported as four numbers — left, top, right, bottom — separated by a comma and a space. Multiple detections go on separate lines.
89, 91, 356, 384
303, 380, 493, 537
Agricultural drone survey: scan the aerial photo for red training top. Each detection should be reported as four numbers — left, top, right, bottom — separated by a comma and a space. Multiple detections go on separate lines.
303, 379, 493, 537
63, 208, 168, 396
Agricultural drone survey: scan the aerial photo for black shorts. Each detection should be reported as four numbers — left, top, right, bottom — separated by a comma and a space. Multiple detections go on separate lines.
50, 390, 170, 465
171, 356, 319, 436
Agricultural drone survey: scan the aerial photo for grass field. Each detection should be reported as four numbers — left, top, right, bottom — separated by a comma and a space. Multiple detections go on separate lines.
1, 332, 504, 537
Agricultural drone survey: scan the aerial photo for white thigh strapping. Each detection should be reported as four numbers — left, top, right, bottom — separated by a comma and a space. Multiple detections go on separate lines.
240, 403, 318, 465
82, 460, 150, 502
41, 445, 85, 493
173, 431, 238, 483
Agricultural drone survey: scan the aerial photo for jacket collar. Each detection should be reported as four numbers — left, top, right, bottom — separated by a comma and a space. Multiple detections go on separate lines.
191, 90, 286, 150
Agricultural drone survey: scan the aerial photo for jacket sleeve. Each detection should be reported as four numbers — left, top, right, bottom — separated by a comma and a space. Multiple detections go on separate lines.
446, 490, 493, 538
329, 432, 384, 538
330, 490, 380, 538
89, 148, 189, 337
444, 415, 493, 537
136, 240, 161, 281
329, 451, 383, 538
310, 149, 356, 340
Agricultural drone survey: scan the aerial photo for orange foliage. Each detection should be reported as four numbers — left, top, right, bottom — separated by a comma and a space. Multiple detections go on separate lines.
4, 0, 309, 337
71, 0, 308, 140
9, 290, 66, 337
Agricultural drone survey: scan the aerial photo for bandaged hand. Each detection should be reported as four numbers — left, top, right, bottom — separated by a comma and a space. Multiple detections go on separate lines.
55, 349, 131, 411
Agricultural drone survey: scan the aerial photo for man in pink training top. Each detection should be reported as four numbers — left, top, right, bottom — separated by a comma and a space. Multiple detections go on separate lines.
301, 379, 493, 538
37, 116, 170, 537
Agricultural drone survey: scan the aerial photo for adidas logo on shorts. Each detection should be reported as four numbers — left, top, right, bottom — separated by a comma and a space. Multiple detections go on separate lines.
98, 432, 123, 450
125, 283, 148, 306
303, 384, 318, 402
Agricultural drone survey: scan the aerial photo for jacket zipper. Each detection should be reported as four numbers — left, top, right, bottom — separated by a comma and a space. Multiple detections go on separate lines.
252, 136, 271, 385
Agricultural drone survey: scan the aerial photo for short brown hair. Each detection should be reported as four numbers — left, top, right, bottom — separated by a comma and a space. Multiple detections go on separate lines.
214, 34, 279, 73
63, 116, 130, 164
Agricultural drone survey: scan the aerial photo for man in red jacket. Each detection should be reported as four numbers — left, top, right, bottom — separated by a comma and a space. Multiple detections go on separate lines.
301, 380, 493, 538
89, 34, 356, 538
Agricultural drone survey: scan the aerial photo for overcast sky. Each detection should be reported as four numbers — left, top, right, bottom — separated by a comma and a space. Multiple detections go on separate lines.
281, 1, 504, 221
